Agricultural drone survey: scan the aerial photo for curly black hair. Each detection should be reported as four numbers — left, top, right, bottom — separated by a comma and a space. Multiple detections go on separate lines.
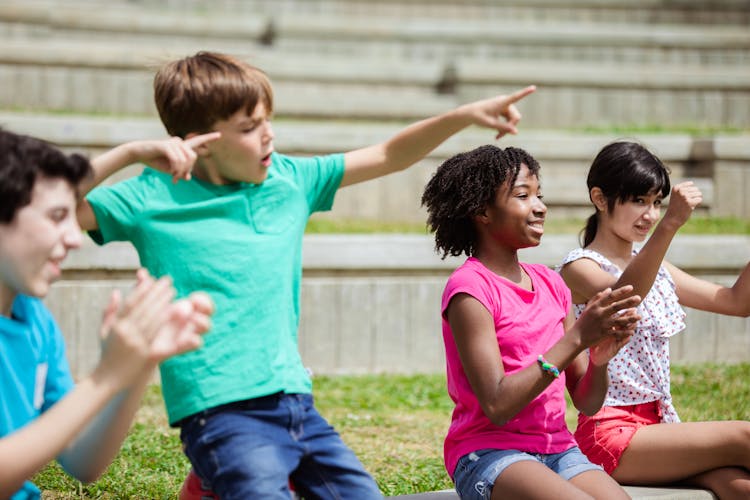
421, 144, 541, 259
0, 129, 91, 223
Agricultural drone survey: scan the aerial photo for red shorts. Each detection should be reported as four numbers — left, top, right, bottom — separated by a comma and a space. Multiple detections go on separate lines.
574, 401, 661, 474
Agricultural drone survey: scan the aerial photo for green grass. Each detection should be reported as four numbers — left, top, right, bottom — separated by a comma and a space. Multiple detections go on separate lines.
305, 216, 750, 235
33, 364, 750, 498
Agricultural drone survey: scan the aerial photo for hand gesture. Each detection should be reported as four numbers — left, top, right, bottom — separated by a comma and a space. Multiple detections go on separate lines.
663, 181, 703, 228
149, 291, 213, 362
94, 270, 213, 388
573, 285, 641, 360
459, 85, 536, 139
128, 132, 221, 183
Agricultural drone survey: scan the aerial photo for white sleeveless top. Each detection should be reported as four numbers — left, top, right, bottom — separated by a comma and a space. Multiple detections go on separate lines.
559, 248, 686, 423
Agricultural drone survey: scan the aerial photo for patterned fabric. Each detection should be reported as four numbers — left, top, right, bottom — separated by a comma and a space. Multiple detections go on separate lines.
559, 248, 686, 423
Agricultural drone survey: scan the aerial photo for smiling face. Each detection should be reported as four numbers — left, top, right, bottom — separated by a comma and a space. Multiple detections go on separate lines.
194, 103, 275, 185
603, 190, 663, 243
480, 163, 547, 250
0, 177, 82, 314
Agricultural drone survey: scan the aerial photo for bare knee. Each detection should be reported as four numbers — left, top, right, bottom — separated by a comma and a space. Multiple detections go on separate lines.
726, 421, 750, 464
690, 466, 750, 500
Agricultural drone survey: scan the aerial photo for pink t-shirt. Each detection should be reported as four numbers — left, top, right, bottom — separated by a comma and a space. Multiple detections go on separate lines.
442, 257, 577, 478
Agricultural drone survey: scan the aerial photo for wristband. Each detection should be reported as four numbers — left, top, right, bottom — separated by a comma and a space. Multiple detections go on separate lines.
537, 355, 560, 378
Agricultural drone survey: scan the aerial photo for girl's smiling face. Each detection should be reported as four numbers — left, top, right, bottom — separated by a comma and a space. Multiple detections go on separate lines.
480, 163, 547, 250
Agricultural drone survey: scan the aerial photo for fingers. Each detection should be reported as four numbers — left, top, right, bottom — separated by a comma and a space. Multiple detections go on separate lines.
99, 289, 122, 340
185, 131, 221, 150
492, 85, 535, 138
163, 138, 198, 183
672, 181, 703, 209
188, 291, 215, 316
608, 308, 641, 331
504, 85, 537, 106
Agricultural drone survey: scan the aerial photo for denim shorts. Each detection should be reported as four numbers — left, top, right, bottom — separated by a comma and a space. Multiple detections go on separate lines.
453, 446, 602, 500
179, 393, 382, 500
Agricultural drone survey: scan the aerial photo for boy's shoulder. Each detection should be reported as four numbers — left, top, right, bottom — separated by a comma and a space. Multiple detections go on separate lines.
1, 295, 56, 337
10, 295, 48, 320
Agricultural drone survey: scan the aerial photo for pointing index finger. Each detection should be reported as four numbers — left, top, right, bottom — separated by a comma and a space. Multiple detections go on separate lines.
185, 131, 221, 150
504, 85, 537, 105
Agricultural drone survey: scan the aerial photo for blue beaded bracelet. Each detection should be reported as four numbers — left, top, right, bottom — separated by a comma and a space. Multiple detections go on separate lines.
537, 355, 560, 378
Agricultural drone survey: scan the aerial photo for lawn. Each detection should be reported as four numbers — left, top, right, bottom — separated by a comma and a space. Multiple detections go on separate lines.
35, 363, 750, 498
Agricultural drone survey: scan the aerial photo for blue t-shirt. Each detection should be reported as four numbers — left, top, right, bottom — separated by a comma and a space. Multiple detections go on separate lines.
86, 152, 344, 424
0, 295, 74, 499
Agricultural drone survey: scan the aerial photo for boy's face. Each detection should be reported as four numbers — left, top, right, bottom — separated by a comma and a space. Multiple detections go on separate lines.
199, 102, 275, 185
0, 177, 82, 311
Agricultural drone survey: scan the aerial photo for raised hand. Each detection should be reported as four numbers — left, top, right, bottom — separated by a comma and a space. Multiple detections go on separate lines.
149, 291, 213, 361
94, 270, 213, 388
459, 85, 536, 139
128, 132, 221, 183
573, 285, 641, 357
663, 181, 703, 228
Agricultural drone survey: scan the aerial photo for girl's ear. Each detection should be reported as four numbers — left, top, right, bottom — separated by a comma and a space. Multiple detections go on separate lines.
590, 187, 608, 212
473, 208, 490, 225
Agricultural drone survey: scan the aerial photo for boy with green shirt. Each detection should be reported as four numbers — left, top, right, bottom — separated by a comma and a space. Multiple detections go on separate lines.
77, 51, 535, 499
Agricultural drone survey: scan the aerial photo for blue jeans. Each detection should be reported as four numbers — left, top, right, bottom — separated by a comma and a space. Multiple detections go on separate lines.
180, 393, 383, 500
453, 446, 602, 500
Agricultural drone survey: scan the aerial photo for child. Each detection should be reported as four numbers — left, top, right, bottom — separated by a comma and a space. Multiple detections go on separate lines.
558, 141, 750, 498
420, 144, 642, 500
0, 129, 213, 499
74, 51, 537, 499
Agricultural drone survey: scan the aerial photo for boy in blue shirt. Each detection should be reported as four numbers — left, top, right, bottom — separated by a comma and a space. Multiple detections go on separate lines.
77, 51, 535, 499
0, 129, 214, 499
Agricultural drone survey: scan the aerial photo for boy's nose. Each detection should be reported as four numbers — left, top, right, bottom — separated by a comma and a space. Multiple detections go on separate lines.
63, 221, 83, 249
264, 122, 274, 141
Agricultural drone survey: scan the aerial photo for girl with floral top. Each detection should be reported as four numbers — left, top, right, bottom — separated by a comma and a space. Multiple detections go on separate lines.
559, 141, 750, 499
422, 144, 642, 500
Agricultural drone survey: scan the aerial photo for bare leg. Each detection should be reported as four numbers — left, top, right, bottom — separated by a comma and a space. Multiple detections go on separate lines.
682, 467, 750, 500
570, 469, 631, 500
613, 420, 750, 496
491, 461, 627, 500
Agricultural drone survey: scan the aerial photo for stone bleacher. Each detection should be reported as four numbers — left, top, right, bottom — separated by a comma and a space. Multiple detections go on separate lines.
1, 0, 748, 226
1, 0, 749, 128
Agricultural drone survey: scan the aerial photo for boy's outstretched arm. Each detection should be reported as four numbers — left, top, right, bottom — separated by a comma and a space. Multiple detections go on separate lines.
76, 133, 220, 231
340, 86, 536, 187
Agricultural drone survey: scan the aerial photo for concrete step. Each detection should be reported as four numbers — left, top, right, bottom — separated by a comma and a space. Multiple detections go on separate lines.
96, 0, 750, 26
2, 4, 748, 65
51, 235, 750, 378
1, 38, 747, 128
7, 111, 749, 221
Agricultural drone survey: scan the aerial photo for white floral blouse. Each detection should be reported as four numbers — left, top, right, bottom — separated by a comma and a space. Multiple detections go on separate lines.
559, 248, 686, 423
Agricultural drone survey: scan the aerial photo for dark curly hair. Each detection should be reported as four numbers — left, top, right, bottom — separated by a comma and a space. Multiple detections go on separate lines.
582, 141, 670, 247
421, 144, 541, 259
0, 129, 92, 223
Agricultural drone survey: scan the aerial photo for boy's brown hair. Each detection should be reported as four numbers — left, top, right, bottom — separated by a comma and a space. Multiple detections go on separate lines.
154, 51, 274, 138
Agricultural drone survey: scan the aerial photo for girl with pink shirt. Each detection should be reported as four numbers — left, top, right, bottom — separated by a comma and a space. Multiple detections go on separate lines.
559, 141, 750, 499
421, 144, 641, 500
